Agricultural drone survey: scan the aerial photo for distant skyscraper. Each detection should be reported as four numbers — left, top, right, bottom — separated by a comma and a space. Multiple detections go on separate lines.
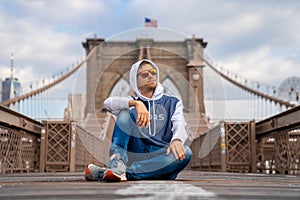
1, 77, 21, 102
1, 49, 21, 103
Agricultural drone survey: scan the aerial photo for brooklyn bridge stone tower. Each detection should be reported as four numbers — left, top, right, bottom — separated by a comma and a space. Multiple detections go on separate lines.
82, 31, 209, 139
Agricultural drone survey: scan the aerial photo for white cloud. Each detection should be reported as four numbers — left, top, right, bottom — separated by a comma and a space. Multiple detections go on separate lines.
0, 0, 300, 119
1, 0, 299, 84
221, 45, 298, 86
0, 2, 84, 81
14, 0, 108, 26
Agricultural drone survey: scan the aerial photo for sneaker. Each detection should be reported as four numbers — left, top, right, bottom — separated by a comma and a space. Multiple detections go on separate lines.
102, 154, 127, 182
85, 164, 107, 181
103, 169, 127, 182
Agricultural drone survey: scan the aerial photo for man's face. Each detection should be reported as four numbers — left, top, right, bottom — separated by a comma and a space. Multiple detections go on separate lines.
137, 63, 157, 90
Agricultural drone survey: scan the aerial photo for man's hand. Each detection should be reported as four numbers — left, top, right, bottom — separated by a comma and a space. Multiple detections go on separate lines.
129, 100, 150, 128
166, 139, 186, 160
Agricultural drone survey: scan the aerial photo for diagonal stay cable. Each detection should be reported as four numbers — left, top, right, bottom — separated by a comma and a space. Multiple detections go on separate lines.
202, 53, 296, 108
1, 46, 98, 107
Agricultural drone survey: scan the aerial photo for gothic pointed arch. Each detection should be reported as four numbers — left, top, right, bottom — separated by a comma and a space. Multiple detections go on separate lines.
109, 77, 131, 97
161, 76, 182, 100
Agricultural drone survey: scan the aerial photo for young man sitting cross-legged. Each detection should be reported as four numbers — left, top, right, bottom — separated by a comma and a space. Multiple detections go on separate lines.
85, 59, 192, 182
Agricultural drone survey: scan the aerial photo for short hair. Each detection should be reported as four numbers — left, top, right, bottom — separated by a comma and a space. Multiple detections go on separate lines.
139, 60, 153, 69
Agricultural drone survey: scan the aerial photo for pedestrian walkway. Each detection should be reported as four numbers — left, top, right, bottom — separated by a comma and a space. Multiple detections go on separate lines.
0, 170, 299, 199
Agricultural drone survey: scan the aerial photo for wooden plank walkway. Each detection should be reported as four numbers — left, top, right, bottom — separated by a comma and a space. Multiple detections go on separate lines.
0, 170, 299, 199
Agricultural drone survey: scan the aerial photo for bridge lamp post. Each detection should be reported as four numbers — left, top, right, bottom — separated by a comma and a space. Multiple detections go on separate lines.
187, 59, 205, 114
192, 72, 200, 113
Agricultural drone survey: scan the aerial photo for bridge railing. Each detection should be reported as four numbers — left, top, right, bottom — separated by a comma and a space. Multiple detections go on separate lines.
189, 123, 223, 171
190, 105, 300, 175
256, 105, 300, 175
1, 103, 299, 175
0, 105, 43, 173
38, 121, 109, 172
190, 121, 256, 173
0, 103, 114, 174
74, 124, 110, 172
256, 129, 300, 174
0, 124, 40, 173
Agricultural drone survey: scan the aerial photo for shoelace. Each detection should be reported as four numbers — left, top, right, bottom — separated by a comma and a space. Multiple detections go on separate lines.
109, 154, 126, 175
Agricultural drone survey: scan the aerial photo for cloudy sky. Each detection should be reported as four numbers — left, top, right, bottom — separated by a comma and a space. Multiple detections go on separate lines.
0, 0, 299, 118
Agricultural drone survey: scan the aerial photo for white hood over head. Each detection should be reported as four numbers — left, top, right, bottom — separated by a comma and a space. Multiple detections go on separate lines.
130, 59, 164, 101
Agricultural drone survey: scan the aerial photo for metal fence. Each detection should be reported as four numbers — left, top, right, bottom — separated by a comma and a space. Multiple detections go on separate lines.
189, 122, 223, 171
39, 121, 112, 172
0, 105, 43, 174
75, 124, 110, 172
40, 121, 72, 172
0, 124, 40, 173
190, 106, 300, 175
1, 103, 298, 175
190, 121, 256, 173
256, 128, 300, 174
256, 105, 300, 175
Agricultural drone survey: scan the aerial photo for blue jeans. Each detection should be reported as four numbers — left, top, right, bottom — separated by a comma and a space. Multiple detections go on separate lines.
110, 109, 192, 181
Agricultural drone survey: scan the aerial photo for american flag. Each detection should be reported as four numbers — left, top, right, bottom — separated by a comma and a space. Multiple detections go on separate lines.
144, 18, 158, 27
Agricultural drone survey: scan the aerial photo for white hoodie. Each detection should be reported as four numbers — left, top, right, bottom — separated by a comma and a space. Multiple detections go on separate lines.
104, 59, 188, 146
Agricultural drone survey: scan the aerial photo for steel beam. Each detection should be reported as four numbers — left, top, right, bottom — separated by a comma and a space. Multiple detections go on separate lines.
256, 105, 300, 137
0, 104, 44, 135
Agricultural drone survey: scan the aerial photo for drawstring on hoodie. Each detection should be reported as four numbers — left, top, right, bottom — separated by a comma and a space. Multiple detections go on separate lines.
153, 100, 156, 136
147, 99, 156, 136
147, 100, 151, 136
